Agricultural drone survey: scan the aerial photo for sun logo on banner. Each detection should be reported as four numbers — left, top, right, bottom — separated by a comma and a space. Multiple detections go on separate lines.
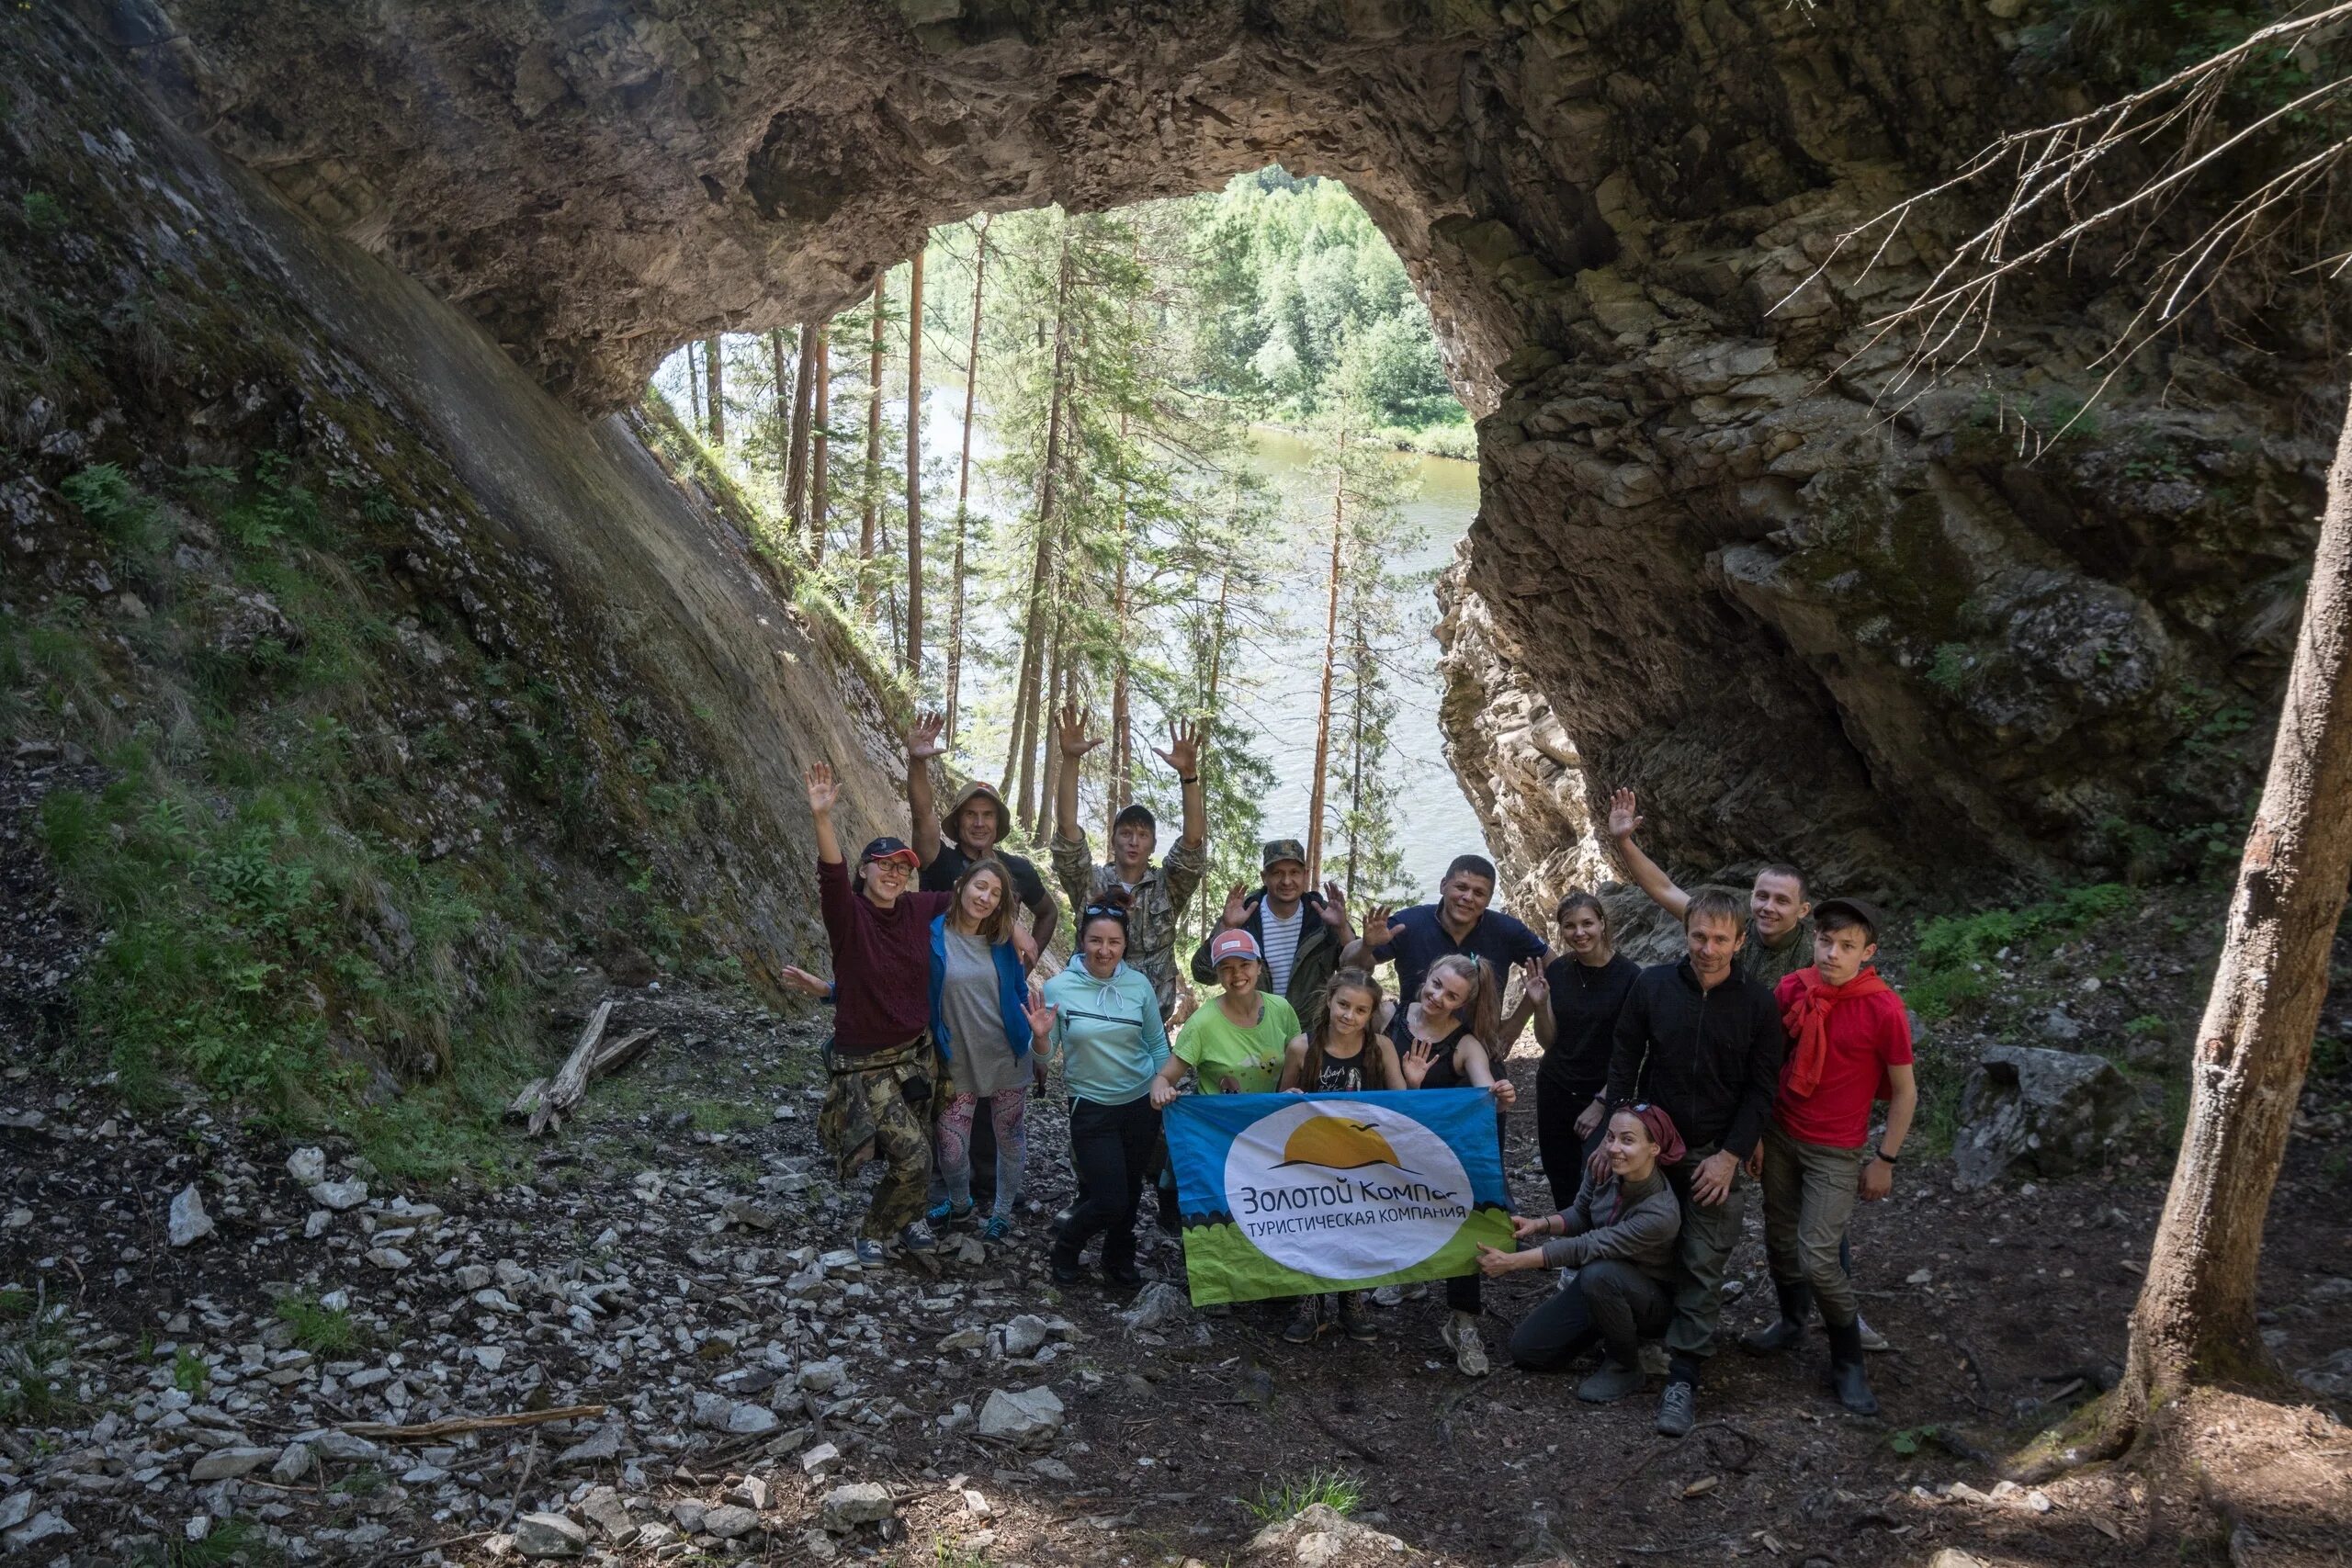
1273, 1117, 1408, 1173
1221, 1100, 1474, 1279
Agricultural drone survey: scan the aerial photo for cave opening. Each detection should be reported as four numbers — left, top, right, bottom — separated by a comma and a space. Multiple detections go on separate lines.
647, 169, 1505, 911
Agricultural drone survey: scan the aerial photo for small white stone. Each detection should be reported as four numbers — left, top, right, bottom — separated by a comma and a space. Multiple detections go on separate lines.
168, 1185, 216, 1247
287, 1147, 327, 1184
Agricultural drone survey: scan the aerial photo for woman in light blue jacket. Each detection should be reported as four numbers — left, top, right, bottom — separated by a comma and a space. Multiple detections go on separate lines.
1039, 896, 1170, 1291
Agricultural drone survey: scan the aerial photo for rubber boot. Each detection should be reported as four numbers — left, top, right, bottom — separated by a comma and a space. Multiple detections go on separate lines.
1741, 1279, 1811, 1355
1826, 1320, 1879, 1416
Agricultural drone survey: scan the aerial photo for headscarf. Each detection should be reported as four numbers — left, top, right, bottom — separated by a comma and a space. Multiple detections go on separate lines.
1629, 1102, 1687, 1167
1780, 964, 1894, 1100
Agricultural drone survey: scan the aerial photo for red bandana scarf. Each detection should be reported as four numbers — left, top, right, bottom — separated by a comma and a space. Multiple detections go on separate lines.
1780, 964, 1892, 1100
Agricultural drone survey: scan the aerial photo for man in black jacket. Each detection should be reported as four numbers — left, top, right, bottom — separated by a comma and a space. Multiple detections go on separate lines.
1189, 839, 1354, 1020
1606, 887, 1785, 1438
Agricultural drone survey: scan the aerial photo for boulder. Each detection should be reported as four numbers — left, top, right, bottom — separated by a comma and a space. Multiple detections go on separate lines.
701, 1504, 760, 1540
1951, 1045, 2135, 1190
976, 1385, 1065, 1448
512, 1511, 587, 1559
820, 1482, 895, 1532
1245, 1503, 1407, 1566
1119, 1281, 1193, 1334
1001, 1314, 1052, 1358
167, 1184, 216, 1247
2295, 1347, 2352, 1399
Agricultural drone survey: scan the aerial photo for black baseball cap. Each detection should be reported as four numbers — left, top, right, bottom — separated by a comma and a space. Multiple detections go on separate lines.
1813, 897, 1885, 942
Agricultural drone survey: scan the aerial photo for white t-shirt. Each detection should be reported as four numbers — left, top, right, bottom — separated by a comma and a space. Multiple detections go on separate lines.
1260, 903, 1306, 1000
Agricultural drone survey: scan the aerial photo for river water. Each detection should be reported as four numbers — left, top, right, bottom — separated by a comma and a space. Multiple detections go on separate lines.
1234, 427, 1487, 898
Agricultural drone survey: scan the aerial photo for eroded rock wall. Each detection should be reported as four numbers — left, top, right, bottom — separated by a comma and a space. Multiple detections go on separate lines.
96, 0, 2340, 901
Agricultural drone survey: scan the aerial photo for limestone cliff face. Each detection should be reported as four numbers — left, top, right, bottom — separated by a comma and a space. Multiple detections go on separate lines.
98, 0, 2337, 898
5, 6, 912, 1045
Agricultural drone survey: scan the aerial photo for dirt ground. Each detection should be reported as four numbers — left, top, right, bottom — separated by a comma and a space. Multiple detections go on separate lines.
5, 976, 2350, 1568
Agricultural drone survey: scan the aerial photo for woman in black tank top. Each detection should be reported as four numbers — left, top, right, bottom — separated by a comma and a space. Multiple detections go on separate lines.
1377, 953, 1518, 1378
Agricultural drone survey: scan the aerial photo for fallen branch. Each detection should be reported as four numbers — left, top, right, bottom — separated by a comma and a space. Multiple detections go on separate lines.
341, 1404, 607, 1443
504, 1000, 656, 1135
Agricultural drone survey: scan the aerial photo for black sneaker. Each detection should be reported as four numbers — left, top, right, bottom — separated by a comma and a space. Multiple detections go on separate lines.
1283, 1298, 1320, 1345
1049, 1257, 1085, 1287
1657, 1379, 1698, 1438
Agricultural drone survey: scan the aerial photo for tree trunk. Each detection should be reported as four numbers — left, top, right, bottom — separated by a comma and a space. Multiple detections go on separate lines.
2121, 390, 2352, 1412
786, 321, 817, 535
769, 328, 792, 525
704, 336, 725, 446
1345, 604, 1369, 900
686, 347, 704, 430
1304, 429, 1346, 885
906, 247, 925, 679
1033, 552, 1072, 844
809, 329, 831, 566
1007, 227, 1074, 829
944, 218, 988, 750
860, 276, 885, 623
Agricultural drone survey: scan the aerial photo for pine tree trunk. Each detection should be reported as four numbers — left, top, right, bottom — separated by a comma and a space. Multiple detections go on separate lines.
704, 337, 725, 446
906, 249, 925, 679
944, 219, 988, 750
1345, 604, 1369, 900
769, 328, 792, 525
1109, 406, 1134, 840
2100, 389, 2352, 1443
860, 277, 884, 623
1304, 430, 1346, 885
687, 349, 704, 431
1007, 227, 1074, 827
809, 330, 831, 566
786, 321, 817, 535
1032, 552, 1071, 844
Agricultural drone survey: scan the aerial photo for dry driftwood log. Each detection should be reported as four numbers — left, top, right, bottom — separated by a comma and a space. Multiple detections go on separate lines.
504, 1000, 654, 1134
340, 1404, 607, 1443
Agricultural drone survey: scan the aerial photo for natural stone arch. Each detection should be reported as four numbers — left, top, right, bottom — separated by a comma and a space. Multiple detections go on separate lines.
117, 0, 2335, 900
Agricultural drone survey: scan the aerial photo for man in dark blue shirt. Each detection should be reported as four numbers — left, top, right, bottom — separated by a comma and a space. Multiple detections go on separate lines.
1341, 853, 1548, 1006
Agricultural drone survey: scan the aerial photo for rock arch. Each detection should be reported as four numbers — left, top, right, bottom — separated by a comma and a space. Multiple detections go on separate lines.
117, 0, 2334, 899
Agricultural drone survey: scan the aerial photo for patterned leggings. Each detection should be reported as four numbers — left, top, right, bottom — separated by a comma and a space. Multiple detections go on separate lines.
937, 1089, 1026, 1221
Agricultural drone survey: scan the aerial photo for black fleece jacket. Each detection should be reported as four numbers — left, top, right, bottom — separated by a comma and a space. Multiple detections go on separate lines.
1604, 960, 1784, 1160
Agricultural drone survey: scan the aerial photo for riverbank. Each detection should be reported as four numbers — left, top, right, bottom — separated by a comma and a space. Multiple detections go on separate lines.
1252, 416, 1476, 461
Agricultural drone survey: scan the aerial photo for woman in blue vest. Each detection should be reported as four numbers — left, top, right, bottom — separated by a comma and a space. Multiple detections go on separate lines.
928, 860, 1051, 1241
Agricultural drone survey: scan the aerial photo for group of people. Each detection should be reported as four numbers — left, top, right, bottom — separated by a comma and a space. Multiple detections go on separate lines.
795, 711, 1919, 1438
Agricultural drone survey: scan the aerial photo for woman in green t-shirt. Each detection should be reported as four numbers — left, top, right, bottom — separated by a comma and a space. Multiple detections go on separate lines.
1151, 928, 1300, 1104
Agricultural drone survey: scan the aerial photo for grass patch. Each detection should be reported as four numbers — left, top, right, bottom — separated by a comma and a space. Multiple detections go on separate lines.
0, 1303, 78, 1426
130, 1517, 282, 1568
273, 1293, 363, 1356
1906, 883, 2138, 1019
1246, 1467, 1363, 1523
172, 1345, 210, 1396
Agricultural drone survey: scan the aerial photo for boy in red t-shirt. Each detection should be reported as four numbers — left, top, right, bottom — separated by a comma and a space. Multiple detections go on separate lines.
1756, 898, 1917, 1416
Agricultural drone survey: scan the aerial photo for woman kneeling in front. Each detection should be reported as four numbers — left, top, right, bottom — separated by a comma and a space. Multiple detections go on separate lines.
1478, 1103, 1685, 1403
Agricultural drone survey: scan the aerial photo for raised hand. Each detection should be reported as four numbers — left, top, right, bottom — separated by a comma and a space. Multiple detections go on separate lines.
1607, 787, 1643, 840
904, 710, 946, 761
1022, 993, 1058, 1041
1057, 700, 1102, 761
779, 964, 831, 998
1360, 904, 1399, 951
803, 761, 840, 815
1519, 956, 1550, 1008
1316, 881, 1349, 931
1153, 717, 1203, 779
1399, 1040, 1435, 1089
1220, 882, 1252, 931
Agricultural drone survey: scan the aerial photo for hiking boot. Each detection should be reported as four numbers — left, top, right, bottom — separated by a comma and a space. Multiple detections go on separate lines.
899, 1221, 937, 1253
1048, 1251, 1085, 1287
1656, 1379, 1698, 1438
1283, 1297, 1321, 1345
1827, 1321, 1879, 1415
1442, 1311, 1489, 1377
1337, 1292, 1376, 1342
1742, 1280, 1812, 1355
1102, 1258, 1144, 1291
1857, 1315, 1890, 1353
928, 1200, 976, 1229
1577, 1359, 1645, 1404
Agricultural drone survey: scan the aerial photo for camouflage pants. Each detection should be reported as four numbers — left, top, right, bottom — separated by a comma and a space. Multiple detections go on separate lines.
818, 1035, 938, 1242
